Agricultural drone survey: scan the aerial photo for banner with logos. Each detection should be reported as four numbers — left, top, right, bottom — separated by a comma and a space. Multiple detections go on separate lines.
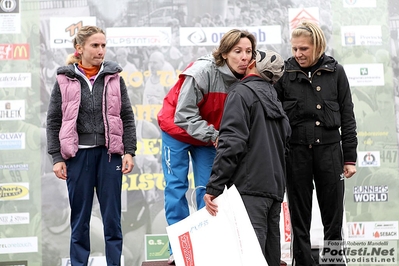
0, 0, 398, 265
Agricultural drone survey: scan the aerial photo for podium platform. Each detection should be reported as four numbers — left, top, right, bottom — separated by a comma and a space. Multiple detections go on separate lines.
141, 261, 169, 266
141, 260, 288, 266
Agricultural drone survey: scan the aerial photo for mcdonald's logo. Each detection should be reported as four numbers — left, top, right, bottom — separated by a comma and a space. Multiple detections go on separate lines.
13, 44, 29, 60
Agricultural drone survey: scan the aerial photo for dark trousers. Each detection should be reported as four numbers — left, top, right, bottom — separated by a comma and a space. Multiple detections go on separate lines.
287, 143, 345, 266
66, 146, 123, 266
242, 195, 282, 266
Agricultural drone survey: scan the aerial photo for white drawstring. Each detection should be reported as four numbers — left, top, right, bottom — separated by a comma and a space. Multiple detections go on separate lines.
190, 185, 206, 211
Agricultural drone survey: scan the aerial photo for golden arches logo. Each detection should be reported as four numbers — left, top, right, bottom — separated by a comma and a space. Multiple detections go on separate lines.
13, 44, 29, 60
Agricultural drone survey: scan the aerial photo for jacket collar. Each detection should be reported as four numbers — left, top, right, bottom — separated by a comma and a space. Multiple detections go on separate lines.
285, 54, 337, 72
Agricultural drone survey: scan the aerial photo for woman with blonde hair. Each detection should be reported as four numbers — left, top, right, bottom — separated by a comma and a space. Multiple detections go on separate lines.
274, 21, 357, 266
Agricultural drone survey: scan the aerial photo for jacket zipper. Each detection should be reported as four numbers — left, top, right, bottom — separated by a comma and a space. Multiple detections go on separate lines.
104, 81, 110, 149
286, 67, 335, 84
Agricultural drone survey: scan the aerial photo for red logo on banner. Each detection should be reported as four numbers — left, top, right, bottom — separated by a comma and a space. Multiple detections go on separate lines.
282, 202, 291, 242
289, 9, 319, 31
13, 44, 29, 59
0, 44, 30, 60
178, 232, 195, 266
0, 44, 13, 59
349, 223, 365, 236
373, 231, 380, 238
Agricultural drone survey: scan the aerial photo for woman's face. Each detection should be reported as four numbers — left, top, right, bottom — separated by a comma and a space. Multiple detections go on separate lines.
291, 35, 316, 68
77, 33, 106, 67
223, 37, 253, 75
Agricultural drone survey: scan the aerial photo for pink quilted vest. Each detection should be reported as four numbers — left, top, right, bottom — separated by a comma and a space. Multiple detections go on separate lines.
57, 73, 124, 159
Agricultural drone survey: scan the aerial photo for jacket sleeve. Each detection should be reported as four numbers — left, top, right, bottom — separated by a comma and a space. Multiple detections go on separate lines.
120, 76, 137, 156
46, 81, 64, 164
206, 87, 250, 197
273, 76, 285, 102
174, 75, 219, 143
336, 64, 358, 163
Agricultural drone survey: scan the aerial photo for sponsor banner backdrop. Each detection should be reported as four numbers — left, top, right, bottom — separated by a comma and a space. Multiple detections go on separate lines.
179, 26, 282, 46
0, 0, 21, 33
0, 100, 25, 120
347, 221, 398, 240
1, 0, 398, 265
144, 234, 170, 261
344, 64, 385, 87
49, 17, 96, 48
0, 237, 38, 254
341, 26, 383, 46
106, 27, 172, 47
0, 213, 29, 225
0, 44, 29, 60
343, 0, 377, 8
0, 73, 31, 88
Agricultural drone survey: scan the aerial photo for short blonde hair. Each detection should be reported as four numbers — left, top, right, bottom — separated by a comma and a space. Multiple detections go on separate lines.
291, 21, 326, 61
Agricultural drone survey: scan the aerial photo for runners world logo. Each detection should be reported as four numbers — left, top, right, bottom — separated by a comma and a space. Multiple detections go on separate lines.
178, 232, 195, 266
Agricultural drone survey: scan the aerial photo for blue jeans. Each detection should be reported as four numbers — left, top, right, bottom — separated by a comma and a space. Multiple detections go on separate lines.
161, 132, 216, 254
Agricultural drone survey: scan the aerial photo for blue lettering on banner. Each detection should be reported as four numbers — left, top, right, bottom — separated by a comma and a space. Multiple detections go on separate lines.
210, 28, 267, 44
252, 29, 266, 42
211, 32, 224, 43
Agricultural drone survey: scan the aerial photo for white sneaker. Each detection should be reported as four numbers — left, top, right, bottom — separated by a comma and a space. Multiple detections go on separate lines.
167, 254, 175, 265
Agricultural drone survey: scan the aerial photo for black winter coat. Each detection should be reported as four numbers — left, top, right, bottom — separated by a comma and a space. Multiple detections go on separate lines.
206, 75, 291, 202
274, 55, 357, 163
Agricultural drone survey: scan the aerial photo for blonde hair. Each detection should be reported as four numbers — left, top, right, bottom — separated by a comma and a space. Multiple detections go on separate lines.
65, 25, 106, 65
291, 21, 326, 62
212, 29, 257, 66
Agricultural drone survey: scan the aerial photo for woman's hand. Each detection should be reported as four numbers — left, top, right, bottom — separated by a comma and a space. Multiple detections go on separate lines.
204, 193, 218, 216
122, 154, 135, 174
53, 162, 67, 180
343, 164, 356, 178
213, 137, 219, 148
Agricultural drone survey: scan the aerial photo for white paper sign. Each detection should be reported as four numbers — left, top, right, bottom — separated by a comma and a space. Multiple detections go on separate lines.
166, 185, 268, 266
